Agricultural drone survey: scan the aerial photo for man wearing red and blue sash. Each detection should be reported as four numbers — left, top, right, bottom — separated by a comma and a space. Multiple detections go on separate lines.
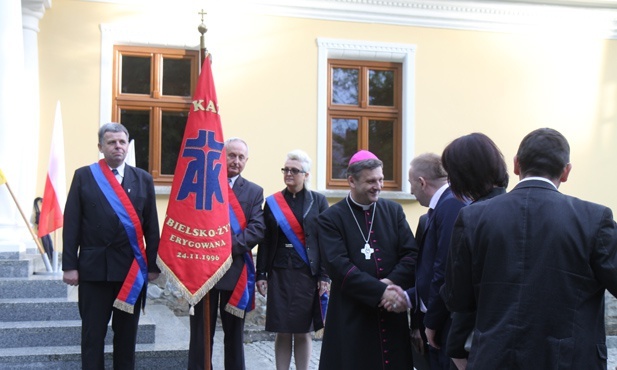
188, 137, 265, 370
63, 123, 160, 370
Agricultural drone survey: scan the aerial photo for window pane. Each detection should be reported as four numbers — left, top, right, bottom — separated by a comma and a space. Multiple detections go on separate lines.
161, 111, 188, 175
368, 120, 394, 180
121, 56, 151, 94
331, 118, 359, 179
332, 68, 359, 105
121, 109, 150, 171
368, 69, 394, 106
163, 58, 192, 97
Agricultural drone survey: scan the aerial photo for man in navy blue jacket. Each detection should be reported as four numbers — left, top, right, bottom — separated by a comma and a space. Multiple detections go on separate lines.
405, 153, 465, 370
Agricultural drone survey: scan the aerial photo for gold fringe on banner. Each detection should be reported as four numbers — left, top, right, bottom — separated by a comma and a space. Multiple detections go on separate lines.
156, 254, 233, 310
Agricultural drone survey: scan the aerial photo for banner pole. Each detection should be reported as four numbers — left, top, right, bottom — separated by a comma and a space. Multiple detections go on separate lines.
204, 292, 212, 370
3, 181, 53, 271
197, 11, 213, 370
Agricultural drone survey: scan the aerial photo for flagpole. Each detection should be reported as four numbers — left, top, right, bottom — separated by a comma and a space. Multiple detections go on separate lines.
198, 9, 208, 68
0, 174, 53, 272
198, 11, 212, 370
52, 231, 59, 272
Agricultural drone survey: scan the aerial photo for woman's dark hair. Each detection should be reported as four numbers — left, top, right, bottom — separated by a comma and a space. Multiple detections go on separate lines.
442, 133, 509, 201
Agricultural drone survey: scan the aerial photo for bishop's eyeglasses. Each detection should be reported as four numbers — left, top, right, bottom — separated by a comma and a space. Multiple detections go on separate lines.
281, 167, 305, 175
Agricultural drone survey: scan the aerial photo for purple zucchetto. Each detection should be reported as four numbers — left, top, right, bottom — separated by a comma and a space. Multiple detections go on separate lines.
348, 150, 379, 165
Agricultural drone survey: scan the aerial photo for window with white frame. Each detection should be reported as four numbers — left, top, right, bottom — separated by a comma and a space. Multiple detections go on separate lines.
316, 38, 416, 197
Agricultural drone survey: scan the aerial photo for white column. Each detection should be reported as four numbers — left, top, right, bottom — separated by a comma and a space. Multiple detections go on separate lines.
0, 0, 49, 253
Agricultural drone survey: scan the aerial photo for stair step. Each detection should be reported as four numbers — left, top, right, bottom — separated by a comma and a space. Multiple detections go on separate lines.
0, 252, 21, 260
0, 276, 66, 299
0, 305, 188, 369
0, 345, 187, 369
0, 259, 32, 278
0, 298, 79, 321
0, 317, 155, 349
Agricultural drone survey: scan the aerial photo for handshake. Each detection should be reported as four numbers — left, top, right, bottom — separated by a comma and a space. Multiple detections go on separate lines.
379, 279, 408, 313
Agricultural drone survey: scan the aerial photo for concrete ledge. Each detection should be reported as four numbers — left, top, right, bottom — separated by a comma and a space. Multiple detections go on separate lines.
0, 259, 32, 278
0, 252, 21, 260
0, 346, 187, 370
0, 298, 79, 321
0, 318, 155, 348
0, 275, 66, 299
0, 304, 188, 369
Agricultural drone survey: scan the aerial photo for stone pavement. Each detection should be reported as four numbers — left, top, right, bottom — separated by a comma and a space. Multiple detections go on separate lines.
184, 317, 617, 370
213, 335, 617, 370
216, 340, 321, 370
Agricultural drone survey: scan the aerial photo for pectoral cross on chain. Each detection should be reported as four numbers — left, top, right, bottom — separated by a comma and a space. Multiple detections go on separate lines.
361, 243, 374, 260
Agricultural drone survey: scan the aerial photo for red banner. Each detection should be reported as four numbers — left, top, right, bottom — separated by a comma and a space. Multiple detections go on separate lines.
157, 55, 231, 305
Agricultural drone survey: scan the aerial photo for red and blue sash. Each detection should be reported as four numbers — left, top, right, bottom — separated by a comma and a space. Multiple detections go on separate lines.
265, 192, 309, 266
89, 159, 148, 314
225, 188, 256, 319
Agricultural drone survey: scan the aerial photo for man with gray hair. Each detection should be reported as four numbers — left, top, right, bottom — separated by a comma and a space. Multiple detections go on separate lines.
188, 137, 265, 370
63, 122, 160, 369
401, 153, 466, 370
317, 150, 417, 369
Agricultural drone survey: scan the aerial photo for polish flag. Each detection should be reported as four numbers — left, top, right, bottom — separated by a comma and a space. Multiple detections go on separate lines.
38, 101, 66, 237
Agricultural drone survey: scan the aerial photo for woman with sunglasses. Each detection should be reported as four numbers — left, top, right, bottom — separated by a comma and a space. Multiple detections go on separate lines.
256, 149, 330, 370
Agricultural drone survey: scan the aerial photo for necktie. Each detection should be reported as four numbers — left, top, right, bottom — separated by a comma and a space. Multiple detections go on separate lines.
228, 178, 233, 189
427, 208, 434, 219
112, 168, 122, 184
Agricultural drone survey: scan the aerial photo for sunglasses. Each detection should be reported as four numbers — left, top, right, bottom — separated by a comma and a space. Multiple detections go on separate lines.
281, 167, 305, 175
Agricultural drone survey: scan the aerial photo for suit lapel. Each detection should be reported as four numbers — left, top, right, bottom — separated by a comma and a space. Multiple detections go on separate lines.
122, 165, 138, 202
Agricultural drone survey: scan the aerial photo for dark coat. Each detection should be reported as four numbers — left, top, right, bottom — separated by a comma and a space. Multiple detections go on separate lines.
215, 175, 265, 291
63, 164, 160, 281
444, 187, 505, 359
256, 188, 329, 280
443, 180, 617, 369
407, 187, 466, 332
317, 196, 417, 370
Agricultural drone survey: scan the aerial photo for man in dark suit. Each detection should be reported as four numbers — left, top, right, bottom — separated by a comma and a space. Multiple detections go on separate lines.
63, 122, 160, 370
443, 128, 617, 369
188, 137, 265, 370
410, 213, 430, 370
404, 153, 465, 370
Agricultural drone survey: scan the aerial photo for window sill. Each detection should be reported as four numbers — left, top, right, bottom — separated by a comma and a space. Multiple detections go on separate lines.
155, 185, 172, 195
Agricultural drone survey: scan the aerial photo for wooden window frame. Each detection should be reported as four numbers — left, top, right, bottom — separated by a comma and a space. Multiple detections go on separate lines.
327, 59, 403, 190
112, 45, 198, 184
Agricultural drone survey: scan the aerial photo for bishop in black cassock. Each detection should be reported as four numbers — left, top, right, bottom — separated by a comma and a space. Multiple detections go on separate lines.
317, 150, 417, 369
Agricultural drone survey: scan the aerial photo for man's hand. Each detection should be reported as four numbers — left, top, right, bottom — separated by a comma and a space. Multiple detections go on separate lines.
63, 270, 79, 286
257, 280, 267, 297
379, 285, 407, 312
426, 327, 440, 349
411, 328, 425, 355
452, 357, 468, 370
318, 281, 330, 296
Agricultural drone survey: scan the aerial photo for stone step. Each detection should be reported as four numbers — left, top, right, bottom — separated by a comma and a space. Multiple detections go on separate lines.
0, 317, 155, 349
0, 298, 79, 322
0, 345, 187, 369
0, 259, 32, 278
0, 252, 21, 260
0, 275, 66, 299
0, 304, 188, 369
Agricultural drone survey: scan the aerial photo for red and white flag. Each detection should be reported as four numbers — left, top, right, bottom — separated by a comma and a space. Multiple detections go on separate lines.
157, 55, 232, 305
38, 101, 66, 237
